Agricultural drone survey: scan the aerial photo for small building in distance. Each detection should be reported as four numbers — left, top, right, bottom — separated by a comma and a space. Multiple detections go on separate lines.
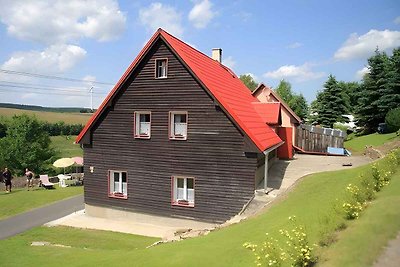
252, 83, 303, 159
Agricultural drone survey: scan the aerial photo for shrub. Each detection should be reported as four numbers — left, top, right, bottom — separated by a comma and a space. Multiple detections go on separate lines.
244, 216, 316, 267
385, 108, 400, 133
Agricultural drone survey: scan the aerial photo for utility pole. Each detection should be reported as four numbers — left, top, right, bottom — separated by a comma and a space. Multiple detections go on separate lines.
89, 86, 93, 112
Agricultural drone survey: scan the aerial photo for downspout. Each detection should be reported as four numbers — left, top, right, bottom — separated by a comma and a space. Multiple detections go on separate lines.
263, 141, 284, 193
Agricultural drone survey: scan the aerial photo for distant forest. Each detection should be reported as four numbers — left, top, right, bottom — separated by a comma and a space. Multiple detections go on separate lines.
0, 103, 95, 113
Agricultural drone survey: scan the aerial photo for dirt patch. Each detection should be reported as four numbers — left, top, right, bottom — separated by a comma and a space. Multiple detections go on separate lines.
363, 137, 400, 159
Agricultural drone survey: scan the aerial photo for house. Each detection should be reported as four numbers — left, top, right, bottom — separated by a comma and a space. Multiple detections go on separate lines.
252, 83, 302, 159
76, 29, 283, 223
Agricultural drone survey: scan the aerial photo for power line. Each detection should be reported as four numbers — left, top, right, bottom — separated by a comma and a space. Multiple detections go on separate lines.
0, 84, 107, 95
0, 86, 107, 97
0, 80, 108, 94
0, 80, 106, 91
0, 69, 115, 85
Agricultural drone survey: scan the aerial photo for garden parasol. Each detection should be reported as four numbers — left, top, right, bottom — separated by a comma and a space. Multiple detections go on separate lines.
53, 158, 75, 174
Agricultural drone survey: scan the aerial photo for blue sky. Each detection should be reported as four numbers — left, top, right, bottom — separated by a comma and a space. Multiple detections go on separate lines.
0, 0, 399, 108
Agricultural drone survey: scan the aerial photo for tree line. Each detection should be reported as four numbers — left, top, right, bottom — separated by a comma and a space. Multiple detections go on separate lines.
312, 47, 400, 132
240, 47, 400, 133
0, 119, 83, 138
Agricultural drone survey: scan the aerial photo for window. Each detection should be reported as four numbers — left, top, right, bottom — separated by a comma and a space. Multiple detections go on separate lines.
169, 111, 188, 140
109, 170, 127, 199
172, 176, 194, 206
155, 59, 167, 78
134, 111, 151, 138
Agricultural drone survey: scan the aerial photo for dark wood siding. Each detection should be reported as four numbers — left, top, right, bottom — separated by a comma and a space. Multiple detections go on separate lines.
84, 40, 257, 222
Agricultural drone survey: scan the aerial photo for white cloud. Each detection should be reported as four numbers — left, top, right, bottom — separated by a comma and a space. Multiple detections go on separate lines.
188, 0, 216, 29
355, 66, 370, 79
394, 16, 400, 24
334, 29, 400, 60
1, 44, 87, 73
263, 63, 325, 82
0, 0, 126, 44
223, 56, 235, 69
139, 2, 183, 37
286, 42, 303, 49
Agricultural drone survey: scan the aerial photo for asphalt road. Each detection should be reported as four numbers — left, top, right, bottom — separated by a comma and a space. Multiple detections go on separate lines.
0, 194, 84, 240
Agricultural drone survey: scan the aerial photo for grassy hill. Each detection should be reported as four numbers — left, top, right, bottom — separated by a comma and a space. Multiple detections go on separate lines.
0, 107, 92, 124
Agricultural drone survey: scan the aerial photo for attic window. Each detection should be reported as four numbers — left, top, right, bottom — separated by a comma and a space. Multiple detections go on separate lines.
155, 58, 167, 78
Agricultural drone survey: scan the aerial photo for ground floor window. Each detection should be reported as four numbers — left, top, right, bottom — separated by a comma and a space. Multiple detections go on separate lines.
109, 170, 127, 199
172, 176, 194, 207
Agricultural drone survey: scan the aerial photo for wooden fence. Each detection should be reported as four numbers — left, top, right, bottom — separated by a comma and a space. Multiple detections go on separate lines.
295, 124, 346, 153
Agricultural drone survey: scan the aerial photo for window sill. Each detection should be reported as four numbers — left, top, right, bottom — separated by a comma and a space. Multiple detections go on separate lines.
172, 201, 194, 208
108, 193, 128, 199
155, 76, 168, 79
134, 135, 151, 139
169, 136, 187, 141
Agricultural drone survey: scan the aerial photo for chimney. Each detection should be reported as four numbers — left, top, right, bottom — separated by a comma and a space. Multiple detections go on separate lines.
212, 48, 222, 63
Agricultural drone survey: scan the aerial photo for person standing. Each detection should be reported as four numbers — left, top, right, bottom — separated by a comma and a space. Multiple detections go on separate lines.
25, 168, 34, 190
3, 167, 12, 193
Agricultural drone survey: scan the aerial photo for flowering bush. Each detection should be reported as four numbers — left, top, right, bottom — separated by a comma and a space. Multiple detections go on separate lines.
243, 216, 316, 267
371, 164, 391, 191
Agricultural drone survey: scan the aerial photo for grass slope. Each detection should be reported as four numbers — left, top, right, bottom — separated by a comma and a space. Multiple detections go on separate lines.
319, 170, 400, 266
51, 135, 82, 158
0, 186, 83, 220
0, 107, 91, 124
345, 132, 398, 153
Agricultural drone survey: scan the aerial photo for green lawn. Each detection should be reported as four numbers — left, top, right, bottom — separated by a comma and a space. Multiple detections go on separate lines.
50, 135, 82, 158
0, 186, 83, 220
0, 155, 398, 266
344, 132, 398, 153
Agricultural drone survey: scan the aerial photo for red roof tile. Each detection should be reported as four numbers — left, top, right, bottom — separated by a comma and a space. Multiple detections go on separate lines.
252, 102, 281, 124
76, 29, 282, 151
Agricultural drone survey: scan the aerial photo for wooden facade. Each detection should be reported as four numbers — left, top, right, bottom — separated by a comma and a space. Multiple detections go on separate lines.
83, 40, 258, 223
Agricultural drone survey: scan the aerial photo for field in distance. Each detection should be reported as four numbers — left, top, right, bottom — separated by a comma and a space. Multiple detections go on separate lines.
0, 107, 92, 124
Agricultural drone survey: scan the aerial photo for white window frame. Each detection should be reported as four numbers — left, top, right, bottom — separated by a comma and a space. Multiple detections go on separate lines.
109, 170, 128, 198
134, 111, 151, 139
155, 58, 168, 78
169, 111, 188, 140
172, 176, 195, 206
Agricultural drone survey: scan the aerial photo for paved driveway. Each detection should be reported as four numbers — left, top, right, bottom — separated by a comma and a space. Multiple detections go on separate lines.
0, 195, 84, 240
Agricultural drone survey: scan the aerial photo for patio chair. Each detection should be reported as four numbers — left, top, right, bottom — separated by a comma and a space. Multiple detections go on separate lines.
39, 175, 55, 189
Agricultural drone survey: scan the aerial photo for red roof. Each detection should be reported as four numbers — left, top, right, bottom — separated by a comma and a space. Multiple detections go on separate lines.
252, 102, 281, 125
252, 83, 302, 123
76, 29, 282, 151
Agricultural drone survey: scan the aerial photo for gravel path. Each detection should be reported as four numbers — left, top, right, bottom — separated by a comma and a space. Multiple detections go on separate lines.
373, 232, 400, 267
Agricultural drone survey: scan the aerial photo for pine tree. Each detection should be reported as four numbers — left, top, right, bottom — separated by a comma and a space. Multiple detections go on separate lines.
316, 75, 346, 128
355, 49, 390, 132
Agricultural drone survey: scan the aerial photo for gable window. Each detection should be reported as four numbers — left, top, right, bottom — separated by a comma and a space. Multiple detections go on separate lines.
172, 176, 194, 207
155, 59, 167, 78
109, 170, 127, 199
169, 111, 188, 140
134, 111, 151, 138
